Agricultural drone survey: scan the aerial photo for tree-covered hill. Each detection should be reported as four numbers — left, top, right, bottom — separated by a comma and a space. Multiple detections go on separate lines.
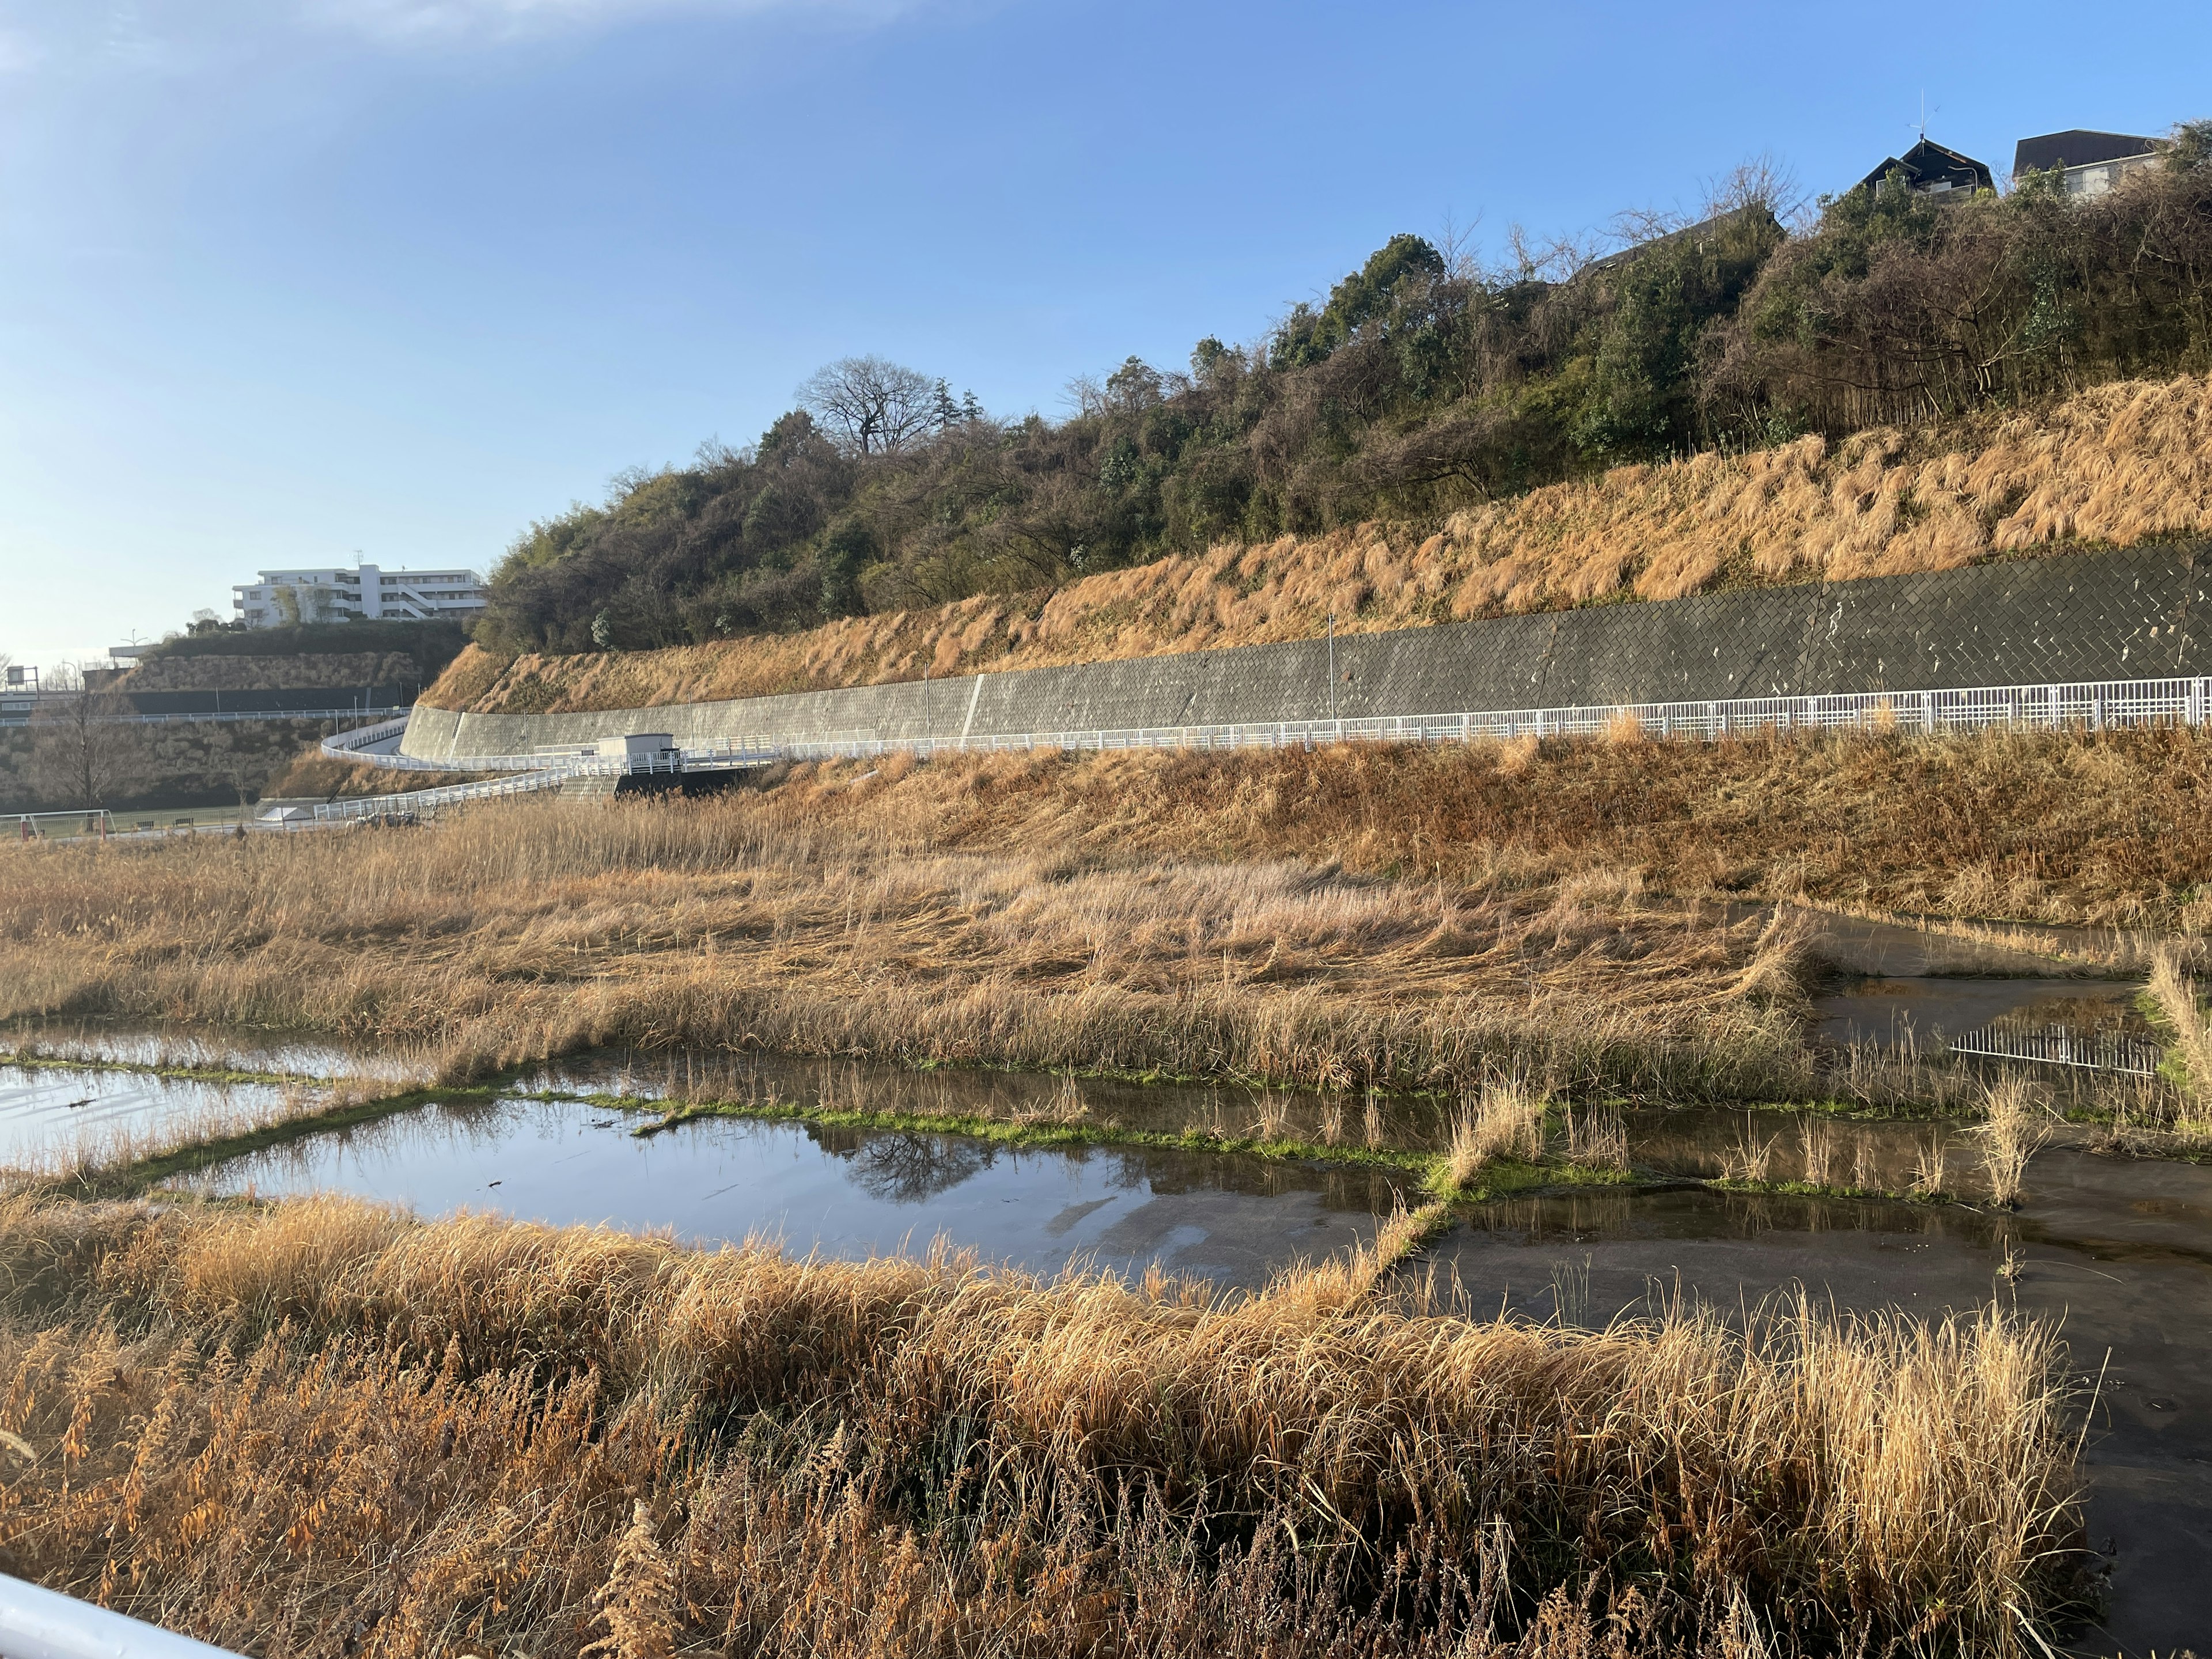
479, 131, 2212, 657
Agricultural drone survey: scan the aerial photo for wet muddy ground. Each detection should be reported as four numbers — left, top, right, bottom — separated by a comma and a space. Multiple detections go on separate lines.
5, 1022, 2209, 1653
1414, 1155, 2212, 1656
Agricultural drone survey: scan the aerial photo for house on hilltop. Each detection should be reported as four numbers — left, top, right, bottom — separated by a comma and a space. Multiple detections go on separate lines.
1853, 138, 1994, 200
2012, 130, 2164, 196
1580, 203, 1772, 278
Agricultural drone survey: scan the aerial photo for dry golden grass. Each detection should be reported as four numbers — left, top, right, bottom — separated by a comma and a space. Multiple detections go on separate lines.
0, 1195, 2088, 1656
261, 751, 489, 799
744, 726, 2212, 930
0, 787, 1808, 1099
1442, 1082, 1548, 1188
1976, 1076, 2055, 1208
2146, 948, 2212, 1151
427, 374, 2212, 715
6, 723, 2207, 1105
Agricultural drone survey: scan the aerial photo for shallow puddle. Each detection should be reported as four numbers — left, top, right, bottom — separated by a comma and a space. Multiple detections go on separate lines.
0, 1018, 423, 1083
1813, 975, 2150, 1045
0, 1064, 315, 1175
525, 1048, 1460, 1152
1418, 1150, 2212, 1656
171, 1094, 1412, 1290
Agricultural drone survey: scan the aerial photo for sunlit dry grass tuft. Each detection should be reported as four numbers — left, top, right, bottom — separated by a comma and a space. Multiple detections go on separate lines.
0, 1195, 2089, 1657
1976, 1075, 2055, 1208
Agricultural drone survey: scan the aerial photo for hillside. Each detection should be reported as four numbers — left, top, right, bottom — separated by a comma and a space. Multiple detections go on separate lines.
472, 143, 2210, 660
427, 372, 2212, 715
123, 652, 427, 694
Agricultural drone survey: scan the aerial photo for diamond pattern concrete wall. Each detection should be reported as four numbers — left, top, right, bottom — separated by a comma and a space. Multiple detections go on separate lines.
401, 546, 2209, 762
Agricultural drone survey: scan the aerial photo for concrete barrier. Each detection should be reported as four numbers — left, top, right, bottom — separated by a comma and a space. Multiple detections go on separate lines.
400, 546, 2209, 763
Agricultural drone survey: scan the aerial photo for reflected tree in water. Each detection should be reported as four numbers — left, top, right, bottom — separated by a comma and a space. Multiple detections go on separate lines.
812, 1128, 996, 1202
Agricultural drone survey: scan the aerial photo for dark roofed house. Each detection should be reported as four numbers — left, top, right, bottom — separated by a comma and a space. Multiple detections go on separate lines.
1580, 203, 1768, 278
2012, 129, 2164, 196
1853, 138, 1995, 201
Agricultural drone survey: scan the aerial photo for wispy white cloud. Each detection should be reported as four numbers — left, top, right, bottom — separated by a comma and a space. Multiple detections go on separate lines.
0, 0, 931, 69
300, 0, 922, 45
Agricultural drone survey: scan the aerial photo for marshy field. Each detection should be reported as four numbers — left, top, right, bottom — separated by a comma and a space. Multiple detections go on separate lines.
5, 725, 2212, 1656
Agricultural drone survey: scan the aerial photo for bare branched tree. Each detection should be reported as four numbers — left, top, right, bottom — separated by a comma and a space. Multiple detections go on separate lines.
28, 663, 147, 810
1703, 153, 1809, 228
797, 357, 938, 456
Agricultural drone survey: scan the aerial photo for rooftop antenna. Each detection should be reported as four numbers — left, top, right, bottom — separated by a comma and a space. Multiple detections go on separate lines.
1912, 93, 1941, 146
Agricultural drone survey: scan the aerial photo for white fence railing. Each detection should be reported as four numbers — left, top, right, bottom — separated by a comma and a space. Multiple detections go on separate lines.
323, 714, 412, 754
313, 769, 571, 821
321, 674, 2212, 787
770, 675, 2212, 762
3, 705, 411, 729
1944, 1024, 2166, 1077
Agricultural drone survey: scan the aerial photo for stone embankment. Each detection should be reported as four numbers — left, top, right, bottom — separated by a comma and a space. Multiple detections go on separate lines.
400, 546, 2209, 762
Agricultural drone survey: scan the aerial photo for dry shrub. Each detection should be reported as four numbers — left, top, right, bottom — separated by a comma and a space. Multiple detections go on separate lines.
1912, 1135, 1952, 1199
1562, 1104, 1630, 1171
1603, 709, 1646, 747
0, 1196, 2089, 1657
1977, 1075, 2054, 1207
1797, 1117, 1837, 1187
1723, 1121, 1779, 1183
1442, 1081, 1548, 1187
423, 376, 2212, 717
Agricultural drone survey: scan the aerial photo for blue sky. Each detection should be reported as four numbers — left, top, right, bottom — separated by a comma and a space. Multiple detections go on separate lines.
3, 0, 2206, 668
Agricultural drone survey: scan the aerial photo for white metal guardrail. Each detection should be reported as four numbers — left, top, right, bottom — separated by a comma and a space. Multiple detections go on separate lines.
768, 674, 2212, 761
309, 721, 785, 821
323, 714, 412, 754
0, 1572, 243, 1658
317, 675, 2212, 802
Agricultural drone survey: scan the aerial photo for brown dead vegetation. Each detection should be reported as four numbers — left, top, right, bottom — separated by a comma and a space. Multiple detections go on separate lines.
755, 725, 2212, 931
0, 790, 1801, 1098
3, 724, 2207, 1096
262, 751, 489, 800
429, 374, 2212, 715
0, 1195, 2086, 1657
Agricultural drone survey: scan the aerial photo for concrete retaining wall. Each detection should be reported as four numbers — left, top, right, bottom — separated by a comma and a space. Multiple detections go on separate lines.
401, 546, 2210, 762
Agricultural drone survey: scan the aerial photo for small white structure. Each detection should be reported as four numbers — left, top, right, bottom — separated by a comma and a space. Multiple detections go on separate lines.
598, 733, 678, 768
232, 562, 486, 629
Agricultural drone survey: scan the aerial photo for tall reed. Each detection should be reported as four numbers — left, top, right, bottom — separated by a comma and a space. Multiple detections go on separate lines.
1978, 1075, 2054, 1207
1440, 1081, 1547, 1188
0, 1195, 2090, 1657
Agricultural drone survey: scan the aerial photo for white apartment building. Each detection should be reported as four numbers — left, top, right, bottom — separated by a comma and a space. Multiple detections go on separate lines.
232, 562, 487, 629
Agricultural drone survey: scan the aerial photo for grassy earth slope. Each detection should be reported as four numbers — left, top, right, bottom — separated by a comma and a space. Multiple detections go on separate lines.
430, 373, 2212, 715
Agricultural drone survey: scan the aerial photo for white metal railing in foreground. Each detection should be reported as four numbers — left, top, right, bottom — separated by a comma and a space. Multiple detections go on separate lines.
0, 1572, 243, 1659
319, 674, 2212, 785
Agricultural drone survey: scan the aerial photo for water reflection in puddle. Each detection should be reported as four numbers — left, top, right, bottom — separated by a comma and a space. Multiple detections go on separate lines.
1, 1019, 421, 1083
0, 1065, 313, 1173
1812, 975, 2150, 1048
172, 1095, 1412, 1290
524, 1049, 1461, 1153
1419, 1158, 2212, 1655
